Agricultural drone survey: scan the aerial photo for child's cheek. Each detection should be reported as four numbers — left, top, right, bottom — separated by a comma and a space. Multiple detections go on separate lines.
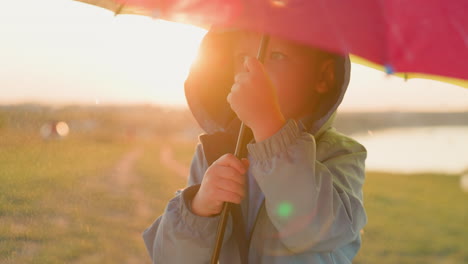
276, 69, 314, 119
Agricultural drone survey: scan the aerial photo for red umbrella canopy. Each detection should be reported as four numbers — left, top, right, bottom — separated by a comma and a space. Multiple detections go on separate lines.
75, 0, 468, 88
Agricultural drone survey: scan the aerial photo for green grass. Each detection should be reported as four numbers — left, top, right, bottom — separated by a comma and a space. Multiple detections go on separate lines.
170, 137, 199, 166
354, 172, 468, 264
0, 131, 133, 263
0, 128, 192, 264
1, 129, 467, 263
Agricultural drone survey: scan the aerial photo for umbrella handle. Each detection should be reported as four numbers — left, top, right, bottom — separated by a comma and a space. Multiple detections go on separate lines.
210, 34, 270, 264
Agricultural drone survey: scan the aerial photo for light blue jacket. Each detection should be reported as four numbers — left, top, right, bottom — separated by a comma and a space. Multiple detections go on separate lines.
143, 32, 367, 263
143, 115, 367, 263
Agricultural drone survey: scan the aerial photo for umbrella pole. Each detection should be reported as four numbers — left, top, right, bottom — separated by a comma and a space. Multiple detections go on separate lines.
210, 34, 270, 264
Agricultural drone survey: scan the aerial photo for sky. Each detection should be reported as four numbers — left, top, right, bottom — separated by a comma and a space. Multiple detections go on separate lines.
1, 0, 468, 112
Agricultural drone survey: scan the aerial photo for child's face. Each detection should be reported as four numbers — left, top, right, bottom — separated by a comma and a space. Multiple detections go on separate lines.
233, 32, 325, 120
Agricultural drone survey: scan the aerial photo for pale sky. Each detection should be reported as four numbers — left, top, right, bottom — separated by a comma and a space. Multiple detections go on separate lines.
1, 0, 467, 112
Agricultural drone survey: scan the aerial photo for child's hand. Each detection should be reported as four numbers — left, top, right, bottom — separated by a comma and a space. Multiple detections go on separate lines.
191, 154, 249, 217
228, 56, 286, 142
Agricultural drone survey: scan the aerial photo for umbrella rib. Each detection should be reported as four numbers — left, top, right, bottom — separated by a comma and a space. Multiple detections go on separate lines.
114, 3, 124, 15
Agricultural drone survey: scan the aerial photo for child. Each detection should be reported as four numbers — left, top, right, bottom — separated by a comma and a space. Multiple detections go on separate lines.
143, 29, 367, 264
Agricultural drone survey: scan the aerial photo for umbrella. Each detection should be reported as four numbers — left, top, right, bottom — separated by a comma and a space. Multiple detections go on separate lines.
74, 0, 468, 87
73, 0, 468, 262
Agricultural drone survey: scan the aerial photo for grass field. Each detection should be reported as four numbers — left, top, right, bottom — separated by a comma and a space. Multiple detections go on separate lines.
1, 128, 467, 263
355, 172, 468, 264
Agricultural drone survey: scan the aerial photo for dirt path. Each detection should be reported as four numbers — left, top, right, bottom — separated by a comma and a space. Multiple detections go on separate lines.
107, 147, 152, 264
110, 147, 151, 219
159, 144, 189, 179
75, 144, 189, 264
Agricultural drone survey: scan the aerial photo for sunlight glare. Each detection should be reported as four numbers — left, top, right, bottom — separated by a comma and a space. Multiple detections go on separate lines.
0, 0, 207, 106
98, 15, 208, 105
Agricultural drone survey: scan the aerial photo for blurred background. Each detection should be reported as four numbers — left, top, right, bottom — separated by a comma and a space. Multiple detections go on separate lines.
1, 0, 467, 263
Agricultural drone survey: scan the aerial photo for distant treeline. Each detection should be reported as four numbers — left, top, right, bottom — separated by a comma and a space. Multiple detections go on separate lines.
335, 111, 468, 135
1, 104, 466, 137
0, 104, 199, 140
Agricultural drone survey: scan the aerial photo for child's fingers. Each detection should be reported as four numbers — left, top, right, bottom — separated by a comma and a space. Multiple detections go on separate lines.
227, 83, 244, 107
211, 165, 246, 185
230, 83, 241, 94
215, 177, 245, 198
244, 56, 263, 74
241, 158, 250, 169
234, 72, 250, 84
215, 188, 243, 204
215, 153, 247, 174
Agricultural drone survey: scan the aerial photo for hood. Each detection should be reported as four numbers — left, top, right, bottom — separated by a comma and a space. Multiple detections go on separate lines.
185, 30, 351, 137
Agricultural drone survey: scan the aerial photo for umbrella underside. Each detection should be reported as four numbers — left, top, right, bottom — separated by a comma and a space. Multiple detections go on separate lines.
73, 0, 468, 88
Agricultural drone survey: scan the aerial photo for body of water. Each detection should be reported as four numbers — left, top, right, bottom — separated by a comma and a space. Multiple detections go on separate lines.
351, 126, 468, 174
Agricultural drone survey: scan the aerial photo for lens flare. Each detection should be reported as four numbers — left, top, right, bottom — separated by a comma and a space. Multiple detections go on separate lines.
56, 122, 70, 137
277, 202, 294, 218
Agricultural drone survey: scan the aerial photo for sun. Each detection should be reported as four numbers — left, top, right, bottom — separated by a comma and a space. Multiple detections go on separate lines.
107, 15, 208, 105
1, 0, 209, 106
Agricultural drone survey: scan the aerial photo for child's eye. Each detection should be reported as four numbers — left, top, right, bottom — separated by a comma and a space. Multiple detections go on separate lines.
270, 51, 287, 61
